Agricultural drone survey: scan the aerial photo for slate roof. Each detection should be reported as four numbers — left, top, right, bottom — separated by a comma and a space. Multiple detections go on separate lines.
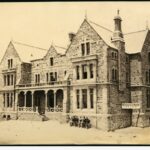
89, 20, 117, 49
12, 41, 48, 63
124, 29, 148, 54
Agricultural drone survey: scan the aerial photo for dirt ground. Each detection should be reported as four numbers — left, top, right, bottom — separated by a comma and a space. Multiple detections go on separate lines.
0, 120, 149, 145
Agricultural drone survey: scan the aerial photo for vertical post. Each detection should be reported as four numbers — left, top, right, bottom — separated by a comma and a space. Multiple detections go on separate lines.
24, 92, 26, 109
31, 91, 34, 111
54, 90, 56, 111
15, 92, 18, 112
87, 63, 90, 79
63, 88, 67, 113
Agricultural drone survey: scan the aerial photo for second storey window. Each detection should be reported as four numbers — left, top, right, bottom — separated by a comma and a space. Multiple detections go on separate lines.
50, 57, 54, 66
76, 89, 80, 109
86, 42, 90, 55
35, 74, 40, 83
46, 73, 49, 83
81, 43, 85, 56
76, 66, 80, 80
82, 64, 87, 79
89, 64, 94, 78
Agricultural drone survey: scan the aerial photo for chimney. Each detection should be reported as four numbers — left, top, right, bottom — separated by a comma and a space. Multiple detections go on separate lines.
69, 32, 75, 42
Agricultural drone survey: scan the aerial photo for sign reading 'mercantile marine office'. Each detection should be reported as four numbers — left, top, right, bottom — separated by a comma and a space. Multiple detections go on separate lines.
122, 103, 141, 109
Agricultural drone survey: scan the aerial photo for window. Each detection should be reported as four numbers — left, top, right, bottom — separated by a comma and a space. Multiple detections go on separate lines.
90, 89, 94, 109
4, 75, 6, 86
86, 42, 90, 55
50, 57, 54, 66
82, 89, 87, 109
147, 89, 150, 108
7, 93, 9, 107
82, 64, 87, 79
35, 74, 40, 83
10, 59, 13, 68
76, 90, 80, 109
81, 43, 85, 56
55, 72, 57, 81
81, 42, 90, 56
112, 68, 117, 81
112, 52, 114, 58
3, 93, 5, 107
46, 73, 49, 83
11, 74, 13, 85
8, 59, 13, 69
146, 71, 149, 83
50, 72, 54, 81
76, 66, 80, 80
10, 93, 13, 108
89, 64, 94, 78
38, 74, 40, 83
7, 75, 10, 86
8, 59, 10, 69
148, 53, 150, 63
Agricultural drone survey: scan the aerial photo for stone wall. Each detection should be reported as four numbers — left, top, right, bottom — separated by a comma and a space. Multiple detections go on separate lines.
19, 63, 32, 84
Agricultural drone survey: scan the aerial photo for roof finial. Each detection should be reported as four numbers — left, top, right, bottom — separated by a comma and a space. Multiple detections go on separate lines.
85, 10, 87, 20
117, 9, 120, 15
11, 37, 13, 42
146, 20, 149, 30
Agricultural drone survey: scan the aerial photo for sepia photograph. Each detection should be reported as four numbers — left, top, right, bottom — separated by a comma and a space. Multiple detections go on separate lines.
0, 1, 150, 145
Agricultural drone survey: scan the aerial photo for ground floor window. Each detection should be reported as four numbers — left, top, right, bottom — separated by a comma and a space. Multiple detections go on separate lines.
90, 89, 94, 109
76, 90, 80, 109
3, 92, 13, 108
82, 89, 87, 109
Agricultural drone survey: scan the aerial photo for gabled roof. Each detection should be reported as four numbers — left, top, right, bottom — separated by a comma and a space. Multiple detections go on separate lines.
124, 29, 148, 54
12, 41, 48, 63
53, 45, 66, 55
88, 20, 117, 49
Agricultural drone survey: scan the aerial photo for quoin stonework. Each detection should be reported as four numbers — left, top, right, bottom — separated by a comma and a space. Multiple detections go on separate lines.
0, 10, 150, 131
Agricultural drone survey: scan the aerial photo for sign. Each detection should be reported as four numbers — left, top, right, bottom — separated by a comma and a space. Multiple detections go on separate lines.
122, 103, 140, 109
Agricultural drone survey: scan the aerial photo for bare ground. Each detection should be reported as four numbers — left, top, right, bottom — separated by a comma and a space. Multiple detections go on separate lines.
0, 120, 149, 145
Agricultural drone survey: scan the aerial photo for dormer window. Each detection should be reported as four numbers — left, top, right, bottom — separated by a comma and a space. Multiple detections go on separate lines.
50, 57, 54, 66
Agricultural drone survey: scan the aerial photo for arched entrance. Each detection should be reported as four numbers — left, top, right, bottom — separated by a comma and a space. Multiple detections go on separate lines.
56, 89, 63, 109
47, 90, 54, 108
34, 90, 45, 115
26, 91, 32, 107
18, 91, 25, 107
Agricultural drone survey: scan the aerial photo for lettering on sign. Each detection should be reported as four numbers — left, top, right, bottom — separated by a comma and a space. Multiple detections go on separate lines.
122, 103, 140, 109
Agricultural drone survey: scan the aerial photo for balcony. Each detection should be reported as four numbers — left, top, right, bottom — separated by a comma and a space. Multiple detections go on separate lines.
16, 80, 70, 89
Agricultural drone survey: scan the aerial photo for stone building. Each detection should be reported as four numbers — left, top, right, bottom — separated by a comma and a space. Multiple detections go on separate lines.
0, 11, 150, 131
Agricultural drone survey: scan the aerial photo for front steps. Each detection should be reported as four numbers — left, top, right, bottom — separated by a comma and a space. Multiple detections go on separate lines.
0, 111, 49, 121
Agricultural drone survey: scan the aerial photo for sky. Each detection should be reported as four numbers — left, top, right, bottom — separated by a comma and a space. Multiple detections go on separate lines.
0, 2, 150, 60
